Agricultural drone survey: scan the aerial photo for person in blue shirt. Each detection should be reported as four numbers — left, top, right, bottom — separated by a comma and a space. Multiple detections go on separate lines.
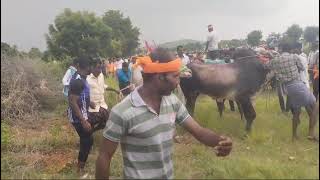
67, 56, 97, 176
116, 62, 132, 96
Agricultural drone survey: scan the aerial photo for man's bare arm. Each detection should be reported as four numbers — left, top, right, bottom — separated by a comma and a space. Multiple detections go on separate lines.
69, 94, 91, 131
95, 138, 118, 179
105, 87, 120, 94
181, 117, 232, 156
181, 117, 222, 147
69, 94, 85, 121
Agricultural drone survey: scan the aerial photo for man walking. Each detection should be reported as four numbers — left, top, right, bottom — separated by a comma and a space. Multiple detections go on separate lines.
96, 48, 232, 179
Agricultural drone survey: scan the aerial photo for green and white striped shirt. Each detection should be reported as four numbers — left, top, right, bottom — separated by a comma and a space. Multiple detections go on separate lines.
103, 88, 190, 179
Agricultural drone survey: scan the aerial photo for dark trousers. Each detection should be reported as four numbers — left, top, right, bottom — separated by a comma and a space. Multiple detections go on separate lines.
72, 108, 109, 164
89, 107, 109, 131
72, 123, 94, 164
207, 50, 220, 60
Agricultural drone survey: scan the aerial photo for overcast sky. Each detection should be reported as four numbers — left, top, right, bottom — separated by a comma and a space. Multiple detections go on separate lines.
1, 0, 319, 51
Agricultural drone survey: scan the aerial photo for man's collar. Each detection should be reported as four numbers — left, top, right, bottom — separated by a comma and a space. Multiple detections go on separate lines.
130, 87, 146, 107
87, 73, 99, 79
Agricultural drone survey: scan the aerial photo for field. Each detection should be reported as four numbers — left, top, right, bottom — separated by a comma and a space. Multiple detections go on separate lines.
1, 76, 319, 179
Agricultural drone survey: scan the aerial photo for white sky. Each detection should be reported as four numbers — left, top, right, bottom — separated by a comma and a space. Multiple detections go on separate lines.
1, 0, 319, 51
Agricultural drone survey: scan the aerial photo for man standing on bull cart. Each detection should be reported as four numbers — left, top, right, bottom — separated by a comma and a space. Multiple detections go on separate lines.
267, 42, 318, 141
205, 24, 219, 60
96, 48, 232, 179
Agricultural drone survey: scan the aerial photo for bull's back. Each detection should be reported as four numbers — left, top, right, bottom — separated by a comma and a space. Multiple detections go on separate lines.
188, 63, 239, 99
184, 62, 267, 99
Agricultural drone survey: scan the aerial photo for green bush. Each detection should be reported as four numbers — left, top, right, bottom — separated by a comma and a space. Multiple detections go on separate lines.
1, 121, 11, 150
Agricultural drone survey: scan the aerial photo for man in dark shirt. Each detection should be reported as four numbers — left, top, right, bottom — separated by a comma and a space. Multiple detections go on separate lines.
67, 56, 96, 176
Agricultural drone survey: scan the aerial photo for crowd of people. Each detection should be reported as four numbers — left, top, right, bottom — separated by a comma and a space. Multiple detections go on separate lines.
60, 24, 318, 179
61, 47, 234, 178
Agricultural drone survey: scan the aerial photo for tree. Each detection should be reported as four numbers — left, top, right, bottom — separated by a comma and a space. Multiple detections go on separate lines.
285, 24, 303, 43
218, 39, 247, 49
28, 47, 42, 58
110, 39, 123, 57
182, 42, 204, 51
1, 42, 19, 56
303, 26, 319, 43
102, 10, 140, 57
247, 30, 262, 47
218, 40, 229, 49
46, 8, 112, 60
266, 32, 281, 48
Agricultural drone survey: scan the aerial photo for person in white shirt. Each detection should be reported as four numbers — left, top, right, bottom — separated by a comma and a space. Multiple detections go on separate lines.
177, 45, 191, 65
130, 56, 143, 87
292, 43, 310, 89
114, 57, 124, 70
205, 24, 219, 60
62, 59, 78, 98
114, 57, 124, 82
87, 60, 120, 131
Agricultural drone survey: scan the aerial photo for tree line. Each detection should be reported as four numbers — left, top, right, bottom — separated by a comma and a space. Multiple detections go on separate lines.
2, 9, 140, 62
219, 24, 319, 52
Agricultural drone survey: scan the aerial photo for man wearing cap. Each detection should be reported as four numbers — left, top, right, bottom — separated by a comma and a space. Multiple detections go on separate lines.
205, 24, 220, 60
96, 48, 232, 179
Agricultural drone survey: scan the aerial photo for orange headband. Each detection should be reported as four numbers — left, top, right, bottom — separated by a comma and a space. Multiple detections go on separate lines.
134, 56, 182, 73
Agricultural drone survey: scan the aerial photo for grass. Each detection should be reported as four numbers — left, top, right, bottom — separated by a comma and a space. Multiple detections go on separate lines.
1, 76, 319, 179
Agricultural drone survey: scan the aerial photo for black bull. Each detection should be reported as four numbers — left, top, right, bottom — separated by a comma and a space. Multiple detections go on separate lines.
180, 49, 269, 132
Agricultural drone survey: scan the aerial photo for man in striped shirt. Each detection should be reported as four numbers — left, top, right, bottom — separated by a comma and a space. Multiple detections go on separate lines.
96, 48, 232, 179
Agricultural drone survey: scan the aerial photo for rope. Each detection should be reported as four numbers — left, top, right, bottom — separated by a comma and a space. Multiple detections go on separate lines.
115, 84, 136, 102
119, 84, 135, 92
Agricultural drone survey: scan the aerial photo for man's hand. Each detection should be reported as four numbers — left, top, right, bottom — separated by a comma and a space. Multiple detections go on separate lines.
214, 136, 232, 157
81, 119, 92, 132
90, 101, 96, 109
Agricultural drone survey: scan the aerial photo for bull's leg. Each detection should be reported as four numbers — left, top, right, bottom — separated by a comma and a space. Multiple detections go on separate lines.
229, 100, 235, 111
216, 99, 225, 118
305, 104, 318, 141
236, 100, 243, 120
291, 107, 301, 141
239, 97, 256, 132
186, 92, 199, 116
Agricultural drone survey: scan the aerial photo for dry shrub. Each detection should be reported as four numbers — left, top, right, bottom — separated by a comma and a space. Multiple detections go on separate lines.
1, 55, 64, 124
